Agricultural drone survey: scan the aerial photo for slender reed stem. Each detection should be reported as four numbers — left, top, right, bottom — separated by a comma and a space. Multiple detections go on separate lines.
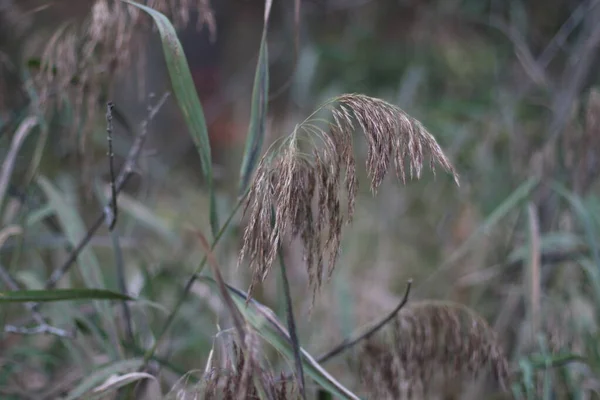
278, 247, 306, 399
141, 192, 248, 365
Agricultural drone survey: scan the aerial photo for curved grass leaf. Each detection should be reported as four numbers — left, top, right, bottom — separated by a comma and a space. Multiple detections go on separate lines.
122, 0, 218, 238
197, 275, 361, 400
238, 1, 271, 196
92, 371, 159, 397
64, 358, 144, 400
0, 288, 133, 302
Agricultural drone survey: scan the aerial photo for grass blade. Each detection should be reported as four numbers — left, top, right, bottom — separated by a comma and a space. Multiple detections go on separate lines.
0, 288, 133, 302
551, 182, 600, 269
418, 176, 539, 292
238, 0, 271, 196
197, 275, 361, 400
92, 372, 159, 397
278, 248, 306, 399
38, 176, 106, 289
38, 175, 121, 357
121, 0, 219, 238
64, 358, 144, 400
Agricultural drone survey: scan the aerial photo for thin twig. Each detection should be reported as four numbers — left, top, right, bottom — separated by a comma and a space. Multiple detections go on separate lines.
41, 92, 170, 292
106, 101, 118, 231
536, 0, 598, 70
105, 101, 134, 346
112, 230, 134, 344
0, 263, 72, 338
316, 279, 412, 364
547, 3, 600, 141
278, 247, 306, 400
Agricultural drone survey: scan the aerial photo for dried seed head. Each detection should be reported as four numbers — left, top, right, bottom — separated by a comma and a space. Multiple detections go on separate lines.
358, 301, 509, 399
167, 333, 295, 400
240, 94, 459, 302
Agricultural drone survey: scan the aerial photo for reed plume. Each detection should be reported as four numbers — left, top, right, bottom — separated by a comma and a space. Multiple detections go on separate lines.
240, 94, 459, 300
357, 300, 509, 399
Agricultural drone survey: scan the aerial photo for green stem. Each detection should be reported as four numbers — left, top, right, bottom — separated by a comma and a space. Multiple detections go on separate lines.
141, 192, 247, 365
278, 247, 306, 399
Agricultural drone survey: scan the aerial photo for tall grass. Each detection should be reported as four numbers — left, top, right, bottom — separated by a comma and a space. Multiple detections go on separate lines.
1, 1, 600, 399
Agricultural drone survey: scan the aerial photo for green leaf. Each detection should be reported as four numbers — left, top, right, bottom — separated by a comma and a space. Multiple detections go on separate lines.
38, 176, 105, 289
121, 0, 218, 238
238, 13, 270, 195
198, 276, 361, 400
0, 289, 133, 302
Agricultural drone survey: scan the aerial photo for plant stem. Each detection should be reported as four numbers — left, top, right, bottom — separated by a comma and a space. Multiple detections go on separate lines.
141, 192, 247, 365
278, 247, 306, 400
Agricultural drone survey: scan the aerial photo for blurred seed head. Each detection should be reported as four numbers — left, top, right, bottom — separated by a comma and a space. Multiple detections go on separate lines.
33, 0, 215, 152
240, 94, 459, 302
357, 301, 509, 399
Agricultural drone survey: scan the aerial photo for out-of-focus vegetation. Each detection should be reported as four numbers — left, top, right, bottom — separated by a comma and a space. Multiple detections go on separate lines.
1, 0, 600, 398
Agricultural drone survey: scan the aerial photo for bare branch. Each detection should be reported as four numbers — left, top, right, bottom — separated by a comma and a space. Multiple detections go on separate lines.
0, 263, 72, 338
317, 279, 413, 364
41, 92, 170, 292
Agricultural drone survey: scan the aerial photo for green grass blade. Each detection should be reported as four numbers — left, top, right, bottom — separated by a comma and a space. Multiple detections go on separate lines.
449, 176, 539, 261
198, 276, 361, 400
418, 177, 539, 291
121, 0, 218, 238
0, 288, 133, 302
506, 232, 584, 265
38, 176, 106, 289
238, 14, 270, 196
38, 175, 121, 357
550, 182, 600, 268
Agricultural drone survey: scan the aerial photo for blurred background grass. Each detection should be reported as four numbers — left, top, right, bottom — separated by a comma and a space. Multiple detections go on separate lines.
1, 0, 600, 398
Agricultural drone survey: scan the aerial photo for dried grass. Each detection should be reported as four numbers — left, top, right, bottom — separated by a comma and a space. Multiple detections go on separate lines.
170, 332, 295, 400
240, 94, 459, 301
357, 300, 509, 399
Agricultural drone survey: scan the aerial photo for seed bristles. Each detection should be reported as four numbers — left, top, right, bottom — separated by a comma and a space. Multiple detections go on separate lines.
240, 94, 460, 301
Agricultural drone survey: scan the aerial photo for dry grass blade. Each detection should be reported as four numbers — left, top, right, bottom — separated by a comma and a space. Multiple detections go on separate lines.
175, 339, 294, 400
240, 93, 459, 301
190, 228, 246, 345
358, 300, 509, 399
